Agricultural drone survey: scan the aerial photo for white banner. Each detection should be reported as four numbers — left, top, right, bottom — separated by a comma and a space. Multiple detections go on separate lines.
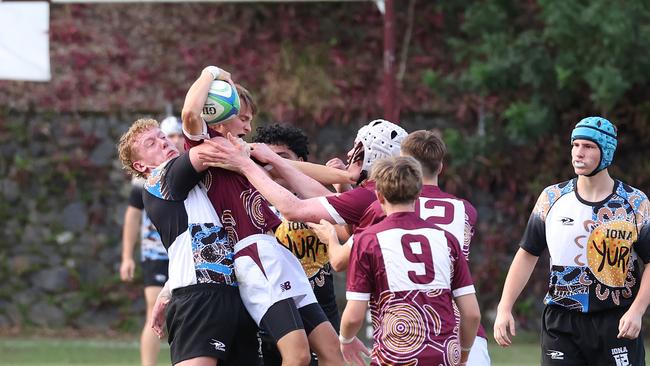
0, 2, 50, 82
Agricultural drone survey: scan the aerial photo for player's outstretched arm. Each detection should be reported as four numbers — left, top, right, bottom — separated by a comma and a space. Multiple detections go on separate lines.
618, 262, 650, 339
120, 205, 141, 282
250, 142, 332, 198
455, 293, 480, 364
326, 157, 353, 193
181, 66, 232, 136
289, 160, 357, 186
494, 248, 539, 347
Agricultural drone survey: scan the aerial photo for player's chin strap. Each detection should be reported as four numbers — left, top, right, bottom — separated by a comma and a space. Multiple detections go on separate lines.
356, 170, 368, 186
584, 151, 604, 177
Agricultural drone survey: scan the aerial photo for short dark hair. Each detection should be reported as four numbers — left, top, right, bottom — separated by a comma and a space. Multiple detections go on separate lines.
253, 123, 309, 161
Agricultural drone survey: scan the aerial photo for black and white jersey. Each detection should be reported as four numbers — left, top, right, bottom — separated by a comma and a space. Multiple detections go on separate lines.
142, 153, 236, 292
520, 178, 650, 313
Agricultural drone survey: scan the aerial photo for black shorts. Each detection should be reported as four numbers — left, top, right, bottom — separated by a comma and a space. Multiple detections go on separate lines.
259, 300, 329, 366
541, 305, 645, 365
166, 283, 261, 366
142, 259, 168, 287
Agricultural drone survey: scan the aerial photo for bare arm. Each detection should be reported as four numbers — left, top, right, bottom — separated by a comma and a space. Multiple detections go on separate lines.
181, 66, 232, 136
289, 159, 358, 186
493, 248, 539, 347
618, 262, 650, 339
120, 206, 141, 282
308, 220, 352, 272
455, 293, 481, 364
250, 143, 333, 198
339, 300, 371, 366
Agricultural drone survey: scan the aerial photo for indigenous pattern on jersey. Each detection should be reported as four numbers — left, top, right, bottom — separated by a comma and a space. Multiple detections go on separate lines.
185, 127, 281, 244
318, 180, 377, 231
184, 125, 315, 324
347, 212, 475, 366
361, 186, 487, 340
142, 153, 236, 292
520, 179, 650, 313
129, 185, 168, 261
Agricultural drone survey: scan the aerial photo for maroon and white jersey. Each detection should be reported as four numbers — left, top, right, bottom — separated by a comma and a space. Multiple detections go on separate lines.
361, 185, 486, 340
347, 212, 475, 366
184, 126, 281, 245
360, 186, 476, 254
318, 180, 377, 231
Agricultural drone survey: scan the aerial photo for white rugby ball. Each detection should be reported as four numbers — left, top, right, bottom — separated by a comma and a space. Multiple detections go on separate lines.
201, 80, 240, 125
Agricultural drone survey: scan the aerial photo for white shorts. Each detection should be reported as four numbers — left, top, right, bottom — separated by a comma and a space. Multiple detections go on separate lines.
467, 336, 491, 366
234, 234, 317, 324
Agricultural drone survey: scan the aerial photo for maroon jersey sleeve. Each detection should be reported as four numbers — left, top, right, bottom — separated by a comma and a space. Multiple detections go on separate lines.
320, 181, 377, 228
447, 232, 475, 297
345, 232, 374, 301
355, 200, 386, 234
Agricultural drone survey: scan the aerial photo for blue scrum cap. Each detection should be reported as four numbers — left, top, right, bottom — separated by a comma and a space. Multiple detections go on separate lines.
571, 116, 617, 174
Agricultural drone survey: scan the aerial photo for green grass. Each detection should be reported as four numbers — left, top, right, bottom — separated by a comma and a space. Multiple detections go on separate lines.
0, 337, 170, 366
0, 334, 647, 365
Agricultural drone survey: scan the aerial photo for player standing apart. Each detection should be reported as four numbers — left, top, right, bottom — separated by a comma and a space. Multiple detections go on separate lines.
494, 117, 650, 365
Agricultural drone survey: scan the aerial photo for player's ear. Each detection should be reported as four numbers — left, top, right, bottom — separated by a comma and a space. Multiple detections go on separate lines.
376, 191, 386, 205
132, 160, 148, 174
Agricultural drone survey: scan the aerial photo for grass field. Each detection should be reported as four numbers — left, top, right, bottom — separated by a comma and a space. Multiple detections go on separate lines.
0, 335, 537, 366
0, 335, 647, 365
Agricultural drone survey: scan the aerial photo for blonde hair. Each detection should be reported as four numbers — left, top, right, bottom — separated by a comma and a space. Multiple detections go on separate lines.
370, 156, 422, 204
400, 130, 446, 177
118, 118, 159, 178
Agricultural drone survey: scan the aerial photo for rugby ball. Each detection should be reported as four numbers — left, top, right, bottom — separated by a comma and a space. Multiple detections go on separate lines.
201, 80, 240, 125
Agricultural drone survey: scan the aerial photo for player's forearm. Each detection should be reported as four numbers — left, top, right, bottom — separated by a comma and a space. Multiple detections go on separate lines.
497, 248, 539, 311
628, 262, 650, 315
267, 156, 332, 198
340, 301, 366, 339
181, 70, 213, 136
239, 158, 303, 216
328, 239, 351, 272
121, 207, 141, 260
456, 294, 480, 362
290, 160, 357, 186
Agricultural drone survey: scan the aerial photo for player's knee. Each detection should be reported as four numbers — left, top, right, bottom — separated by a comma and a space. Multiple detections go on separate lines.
282, 348, 310, 366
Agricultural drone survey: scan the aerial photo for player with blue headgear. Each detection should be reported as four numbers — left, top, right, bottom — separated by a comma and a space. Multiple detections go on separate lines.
494, 115, 650, 365
570, 116, 617, 176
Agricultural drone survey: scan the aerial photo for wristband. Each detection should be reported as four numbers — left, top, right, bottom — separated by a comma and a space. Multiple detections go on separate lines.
339, 335, 355, 344
203, 66, 221, 80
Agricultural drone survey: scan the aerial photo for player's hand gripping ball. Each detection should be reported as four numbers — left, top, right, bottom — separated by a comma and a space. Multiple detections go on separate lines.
201, 80, 240, 125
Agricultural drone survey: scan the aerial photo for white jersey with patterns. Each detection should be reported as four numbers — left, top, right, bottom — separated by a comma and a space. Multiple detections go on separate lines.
142, 154, 236, 292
